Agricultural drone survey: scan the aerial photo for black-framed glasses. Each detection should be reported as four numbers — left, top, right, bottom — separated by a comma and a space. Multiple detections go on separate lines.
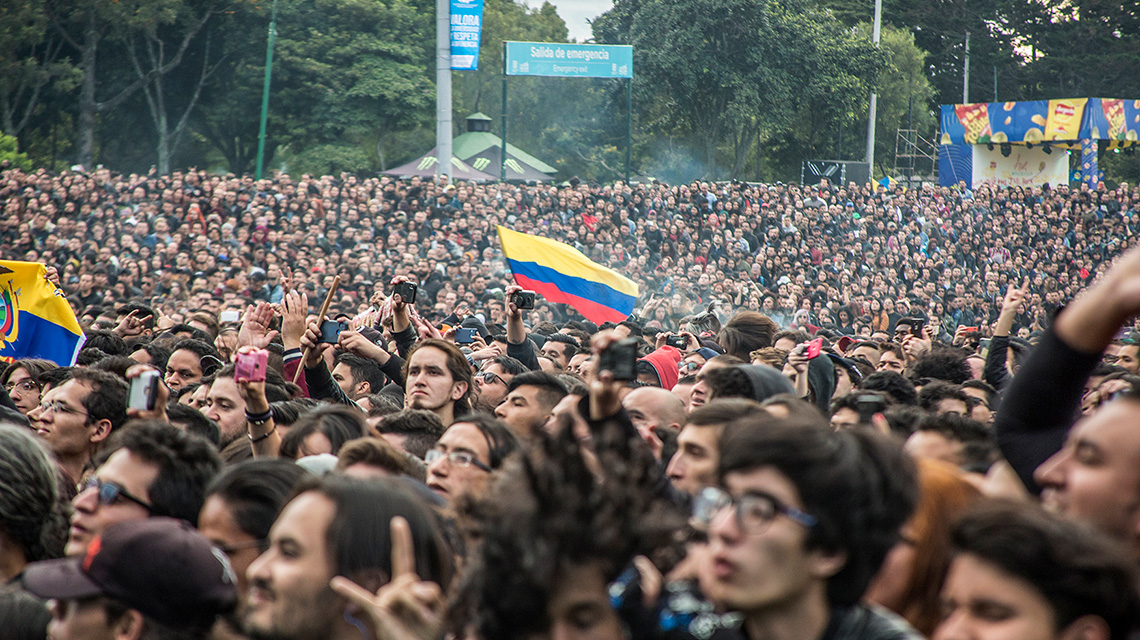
81, 477, 155, 513
477, 371, 506, 386
692, 486, 817, 533
424, 449, 492, 472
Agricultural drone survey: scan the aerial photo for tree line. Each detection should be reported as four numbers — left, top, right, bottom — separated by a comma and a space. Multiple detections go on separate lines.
2, 0, 1136, 182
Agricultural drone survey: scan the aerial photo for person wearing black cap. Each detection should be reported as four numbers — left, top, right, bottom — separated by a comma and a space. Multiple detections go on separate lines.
24, 517, 238, 640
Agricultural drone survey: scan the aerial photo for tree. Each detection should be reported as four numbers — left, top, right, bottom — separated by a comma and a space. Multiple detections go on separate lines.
858, 23, 936, 177
0, 0, 79, 140
122, 0, 229, 174
0, 131, 33, 170
596, 0, 882, 179
45, 0, 222, 169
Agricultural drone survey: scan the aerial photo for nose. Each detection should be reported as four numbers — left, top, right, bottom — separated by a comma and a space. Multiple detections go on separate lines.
931, 609, 967, 640
665, 452, 683, 480
494, 404, 507, 419
246, 548, 272, 586
1033, 448, 1069, 488
708, 502, 740, 542
72, 485, 99, 513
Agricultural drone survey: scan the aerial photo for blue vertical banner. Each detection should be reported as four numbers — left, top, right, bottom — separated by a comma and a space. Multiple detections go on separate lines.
450, 0, 483, 70
1079, 139, 1099, 187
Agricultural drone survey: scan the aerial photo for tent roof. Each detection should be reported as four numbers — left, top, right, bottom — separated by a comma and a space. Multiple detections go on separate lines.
452, 131, 557, 174
381, 151, 497, 182
464, 146, 555, 182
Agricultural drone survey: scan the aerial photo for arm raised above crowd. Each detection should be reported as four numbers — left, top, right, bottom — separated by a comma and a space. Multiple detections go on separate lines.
1053, 246, 1140, 352
994, 247, 1140, 493
505, 284, 541, 371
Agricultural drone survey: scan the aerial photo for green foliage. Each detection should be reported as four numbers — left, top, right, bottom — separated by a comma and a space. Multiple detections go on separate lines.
861, 23, 937, 177
0, 0, 80, 137
0, 131, 33, 170
596, 0, 883, 180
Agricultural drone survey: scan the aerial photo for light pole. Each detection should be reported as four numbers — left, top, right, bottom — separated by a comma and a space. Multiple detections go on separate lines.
436, 0, 452, 177
864, 0, 882, 179
254, 0, 279, 180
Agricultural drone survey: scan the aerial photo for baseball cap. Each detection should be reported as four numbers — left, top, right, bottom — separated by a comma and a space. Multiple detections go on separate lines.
23, 518, 237, 630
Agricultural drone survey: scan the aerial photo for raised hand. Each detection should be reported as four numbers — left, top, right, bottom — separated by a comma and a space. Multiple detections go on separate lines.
124, 364, 170, 421
1000, 280, 1029, 316
113, 309, 153, 338
281, 290, 309, 351
338, 330, 390, 364
239, 302, 279, 349
299, 320, 331, 369
329, 517, 444, 640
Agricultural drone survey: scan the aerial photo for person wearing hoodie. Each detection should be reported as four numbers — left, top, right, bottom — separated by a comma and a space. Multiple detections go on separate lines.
784, 343, 838, 413
636, 345, 683, 389
703, 364, 797, 404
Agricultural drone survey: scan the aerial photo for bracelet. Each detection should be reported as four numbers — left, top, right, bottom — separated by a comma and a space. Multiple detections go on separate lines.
248, 426, 277, 443
245, 408, 274, 425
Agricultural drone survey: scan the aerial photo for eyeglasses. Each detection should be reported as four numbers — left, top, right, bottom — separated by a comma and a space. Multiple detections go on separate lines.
4, 379, 40, 396
692, 486, 817, 533
477, 371, 506, 386
81, 477, 155, 513
37, 400, 89, 419
679, 361, 701, 373
424, 449, 492, 472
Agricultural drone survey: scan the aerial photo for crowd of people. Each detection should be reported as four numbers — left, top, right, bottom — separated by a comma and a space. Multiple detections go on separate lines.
1, 162, 1140, 640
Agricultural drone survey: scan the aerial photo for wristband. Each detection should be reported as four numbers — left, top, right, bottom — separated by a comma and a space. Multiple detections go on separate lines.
245, 408, 274, 425
248, 426, 277, 443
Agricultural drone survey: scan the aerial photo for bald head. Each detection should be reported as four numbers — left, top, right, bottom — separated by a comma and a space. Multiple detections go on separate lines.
623, 387, 687, 436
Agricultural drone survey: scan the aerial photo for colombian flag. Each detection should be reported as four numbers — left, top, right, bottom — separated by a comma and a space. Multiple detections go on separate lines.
497, 226, 639, 324
0, 261, 86, 366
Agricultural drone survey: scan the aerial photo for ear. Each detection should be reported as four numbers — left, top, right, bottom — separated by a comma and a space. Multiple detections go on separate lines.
808, 548, 847, 581
1059, 615, 1110, 640
89, 418, 114, 444
450, 380, 469, 402
357, 381, 372, 398
112, 609, 145, 640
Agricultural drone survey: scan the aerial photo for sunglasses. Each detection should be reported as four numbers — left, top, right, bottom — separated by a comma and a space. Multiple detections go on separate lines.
81, 477, 155, 513
477, 371, 506, 386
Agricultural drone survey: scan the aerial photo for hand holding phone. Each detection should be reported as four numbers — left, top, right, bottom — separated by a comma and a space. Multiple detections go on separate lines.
235, 348, 269, 383
319, 320, 347, 344
128, 370, 161, 412
805, 337, 823, 359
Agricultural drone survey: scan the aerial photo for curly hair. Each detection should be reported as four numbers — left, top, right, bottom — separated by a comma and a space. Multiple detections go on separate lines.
448, 406, 685, 639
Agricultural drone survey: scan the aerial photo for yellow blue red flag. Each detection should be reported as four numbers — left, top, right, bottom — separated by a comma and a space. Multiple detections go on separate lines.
497, 226, 639, 324
0, 261, 86, 366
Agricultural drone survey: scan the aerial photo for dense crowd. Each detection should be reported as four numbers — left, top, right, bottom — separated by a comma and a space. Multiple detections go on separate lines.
1, 163, 1140, 640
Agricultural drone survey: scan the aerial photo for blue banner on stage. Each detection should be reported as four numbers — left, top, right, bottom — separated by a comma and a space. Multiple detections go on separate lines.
504, 42, 633, 78
450, 0, 483, 70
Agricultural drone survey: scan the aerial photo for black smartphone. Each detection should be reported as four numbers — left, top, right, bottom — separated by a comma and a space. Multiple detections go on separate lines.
856, 394, 888, 423
598, 338, 640, 380
319, 319, 347, 344
665, 334, 687, 350
511, 290, 536, 309
393, 282, 418, 304
910, 318, 926, 337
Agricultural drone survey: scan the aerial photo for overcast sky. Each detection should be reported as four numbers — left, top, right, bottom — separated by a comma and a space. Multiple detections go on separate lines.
525, 0, 610, 42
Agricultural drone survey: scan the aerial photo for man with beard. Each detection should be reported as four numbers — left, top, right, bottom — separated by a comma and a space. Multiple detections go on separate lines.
473, 355, 527, 411
205, 365, 288, 464
243, 476, 451, 640
402, 338, 473, 427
